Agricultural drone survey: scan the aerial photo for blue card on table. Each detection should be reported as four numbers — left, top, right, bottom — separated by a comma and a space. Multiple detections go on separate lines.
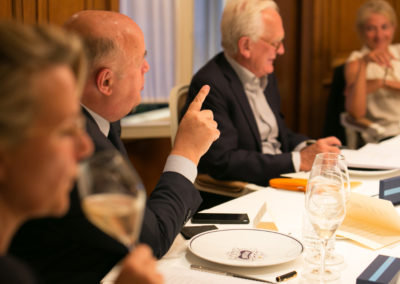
357, 255, 400, 284
379, 175, 400, 205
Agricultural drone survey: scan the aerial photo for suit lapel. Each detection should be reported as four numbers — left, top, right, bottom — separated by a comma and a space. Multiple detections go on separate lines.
82, 108, 128, 158
263, 74, 288, 150
218, 54, 262, 151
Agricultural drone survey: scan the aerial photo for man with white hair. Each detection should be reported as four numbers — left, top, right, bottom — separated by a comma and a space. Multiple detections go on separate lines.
182, 0, 341, 186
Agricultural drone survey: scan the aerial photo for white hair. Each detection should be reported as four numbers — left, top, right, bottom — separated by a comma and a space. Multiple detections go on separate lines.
221, 0, 279, 55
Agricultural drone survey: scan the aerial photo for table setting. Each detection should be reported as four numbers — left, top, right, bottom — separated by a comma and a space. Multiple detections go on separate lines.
99, 137, 400, 283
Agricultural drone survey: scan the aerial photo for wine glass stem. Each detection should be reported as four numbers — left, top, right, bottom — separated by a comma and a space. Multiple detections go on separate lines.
320, 239, 328, 282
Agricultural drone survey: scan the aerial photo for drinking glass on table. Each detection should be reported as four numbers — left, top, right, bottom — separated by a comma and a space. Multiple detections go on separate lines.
303, 153, 347, 282
78, 149, 146, 248
304, 154, 350, 268
327, 154, 349, 266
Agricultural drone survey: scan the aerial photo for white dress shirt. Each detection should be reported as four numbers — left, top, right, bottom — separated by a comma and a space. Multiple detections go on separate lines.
224, 53, 304, 172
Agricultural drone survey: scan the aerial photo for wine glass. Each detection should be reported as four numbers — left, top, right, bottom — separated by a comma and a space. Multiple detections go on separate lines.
326, 154, 349, 267
303, 153, 347, 282
77, 149, 146, 248
305, 154, 350, 268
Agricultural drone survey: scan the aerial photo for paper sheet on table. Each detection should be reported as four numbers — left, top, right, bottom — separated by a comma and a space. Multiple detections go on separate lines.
341, 135, 400, 170
337, 192, 400, 250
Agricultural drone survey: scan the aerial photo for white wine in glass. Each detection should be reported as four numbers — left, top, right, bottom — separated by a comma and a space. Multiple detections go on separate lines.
78, 150, 146, 248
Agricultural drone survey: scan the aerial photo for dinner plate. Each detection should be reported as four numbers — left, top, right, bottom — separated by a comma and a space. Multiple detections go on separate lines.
188, 228, 303, 267
348, 168, 399, 177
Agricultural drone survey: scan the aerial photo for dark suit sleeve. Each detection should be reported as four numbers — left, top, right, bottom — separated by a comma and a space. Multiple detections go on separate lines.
9, 111, 201, 283
139, 171, 202, 258
182, 54, 307, 186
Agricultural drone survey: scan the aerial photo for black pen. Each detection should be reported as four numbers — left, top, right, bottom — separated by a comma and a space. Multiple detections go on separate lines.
276, 270, 297, 282
333, 144, 348, 150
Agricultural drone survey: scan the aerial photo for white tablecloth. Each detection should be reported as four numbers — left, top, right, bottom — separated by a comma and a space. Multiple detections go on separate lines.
102, 169, 400, 283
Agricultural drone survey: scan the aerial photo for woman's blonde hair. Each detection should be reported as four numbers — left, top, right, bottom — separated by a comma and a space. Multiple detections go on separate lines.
0, 21, 87, 148
356, 0, 397, 36
221, 0, 279, 55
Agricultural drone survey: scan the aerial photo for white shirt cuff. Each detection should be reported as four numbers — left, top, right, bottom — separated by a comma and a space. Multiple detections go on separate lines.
292, 140, 314, 172
163, 155, 198, 183
291, 151, 301, 172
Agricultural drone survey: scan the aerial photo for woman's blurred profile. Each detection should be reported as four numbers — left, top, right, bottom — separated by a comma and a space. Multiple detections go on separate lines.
0, 21, 162, 284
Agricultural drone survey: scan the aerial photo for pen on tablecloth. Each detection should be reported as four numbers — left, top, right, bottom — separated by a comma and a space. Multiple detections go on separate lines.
191, 264, 297, 283
305, 139, 347, 149
275, 270, 297, 282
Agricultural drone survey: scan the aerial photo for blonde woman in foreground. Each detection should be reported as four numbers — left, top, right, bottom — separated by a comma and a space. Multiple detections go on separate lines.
0, 21, 162, 284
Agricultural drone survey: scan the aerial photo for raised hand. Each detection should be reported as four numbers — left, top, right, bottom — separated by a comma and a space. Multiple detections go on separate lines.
171, 85, 220, 164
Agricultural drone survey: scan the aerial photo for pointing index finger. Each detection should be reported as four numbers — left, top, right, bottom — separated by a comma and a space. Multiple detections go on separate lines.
188, 85, 210, 111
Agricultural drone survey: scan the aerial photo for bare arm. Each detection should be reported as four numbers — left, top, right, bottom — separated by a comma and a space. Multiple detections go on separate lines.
345, 58, 368, 118
345, 49, 394, 118
383, 79, 400, 92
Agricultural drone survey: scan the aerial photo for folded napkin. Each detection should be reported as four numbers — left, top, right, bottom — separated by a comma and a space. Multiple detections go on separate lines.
269, 178, 362, 192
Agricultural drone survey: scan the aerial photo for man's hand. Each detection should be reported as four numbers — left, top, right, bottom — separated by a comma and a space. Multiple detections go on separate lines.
299, 136, 341, 171
171, 85, 220, 165
115, 244, 163, 284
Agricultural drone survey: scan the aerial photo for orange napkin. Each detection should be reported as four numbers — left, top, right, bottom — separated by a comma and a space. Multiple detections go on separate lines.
269, 178, 307, 192
269, 178, 362, 192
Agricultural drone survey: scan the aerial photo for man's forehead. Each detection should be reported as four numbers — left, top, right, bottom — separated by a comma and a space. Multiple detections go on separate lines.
261, 9, 284, 40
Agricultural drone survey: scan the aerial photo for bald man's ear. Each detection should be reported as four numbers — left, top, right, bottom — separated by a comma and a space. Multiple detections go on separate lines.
95, 68, 113, 96
238, 36, 251, 58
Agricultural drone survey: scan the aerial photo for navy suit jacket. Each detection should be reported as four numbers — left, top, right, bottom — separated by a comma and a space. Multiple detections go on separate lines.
9, 108, 202, 284
183, 53, 307, 186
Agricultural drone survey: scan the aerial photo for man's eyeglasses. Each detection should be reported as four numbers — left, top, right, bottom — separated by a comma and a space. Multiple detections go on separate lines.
258, 37, 283, 52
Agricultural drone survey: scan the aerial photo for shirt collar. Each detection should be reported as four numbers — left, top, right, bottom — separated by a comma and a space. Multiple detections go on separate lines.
224, 52, 268, 91
81, 105, 110, 137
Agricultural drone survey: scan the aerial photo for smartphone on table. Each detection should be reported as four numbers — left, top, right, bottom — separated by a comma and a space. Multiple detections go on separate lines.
191, 212, 250, 224
180, 225, 218, 239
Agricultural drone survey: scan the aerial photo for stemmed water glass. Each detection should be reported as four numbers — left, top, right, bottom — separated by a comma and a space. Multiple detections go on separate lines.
303, 153, 347, 282
326, 154, 349, 266
77, 149, 146, 248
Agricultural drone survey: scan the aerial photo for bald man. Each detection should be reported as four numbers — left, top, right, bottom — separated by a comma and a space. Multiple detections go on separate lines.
10, 10, 219, 284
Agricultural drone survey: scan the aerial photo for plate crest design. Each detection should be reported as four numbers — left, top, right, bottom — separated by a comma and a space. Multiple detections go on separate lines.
227, 248, 265, 261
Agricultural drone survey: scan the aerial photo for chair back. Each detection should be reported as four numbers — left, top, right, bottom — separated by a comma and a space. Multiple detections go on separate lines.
323, 64, 347, 144
169, 84, 189, 145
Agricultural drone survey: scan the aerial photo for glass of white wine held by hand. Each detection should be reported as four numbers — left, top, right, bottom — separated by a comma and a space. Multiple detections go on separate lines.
303, 153, 347, 282
78, 149, 146, 248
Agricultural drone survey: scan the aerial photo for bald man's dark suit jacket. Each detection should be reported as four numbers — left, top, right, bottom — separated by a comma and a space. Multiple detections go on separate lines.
9, 108, 202, 284
182, 52, 307, 186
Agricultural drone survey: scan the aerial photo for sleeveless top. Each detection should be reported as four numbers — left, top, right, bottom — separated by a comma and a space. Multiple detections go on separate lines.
347, 44, 400, 139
